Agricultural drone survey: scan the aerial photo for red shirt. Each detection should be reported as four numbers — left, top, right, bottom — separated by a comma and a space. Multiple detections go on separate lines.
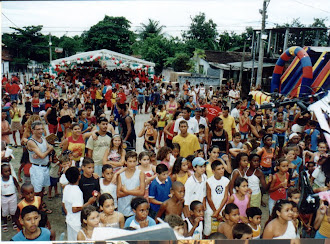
105, 89, 113, 107
104, 78, 110, 86
202, 104, 222, 123
2, 77, 7, 84
5, 83, 11, 93
117, 92, 126, 104
131, 100, 138, 110
10, 83, 20, 94
90, 87, 96, 99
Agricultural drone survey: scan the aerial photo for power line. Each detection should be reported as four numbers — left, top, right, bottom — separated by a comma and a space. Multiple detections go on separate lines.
2, 13, 20, 28
290, 0, 330, 13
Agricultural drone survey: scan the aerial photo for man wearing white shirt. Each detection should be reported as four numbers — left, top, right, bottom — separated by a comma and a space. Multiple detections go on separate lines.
228, 85, 240, 109
230, 101, 241, 124
174, 107, 199, 136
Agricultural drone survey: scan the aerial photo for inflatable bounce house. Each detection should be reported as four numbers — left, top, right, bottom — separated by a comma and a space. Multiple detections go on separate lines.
271, 46, 329, 97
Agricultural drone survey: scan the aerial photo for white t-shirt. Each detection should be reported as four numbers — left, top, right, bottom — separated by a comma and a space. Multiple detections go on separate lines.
312, 166, 326, 187
99, 178, 117, 208
194, 116, 208, 128
62, 185, 84, 228
229, 90, 239, 104
184, 174, 207, 207
174, 117, 199, 135
206, 176, 230, 212
231, 108, 240, 120
59, 174, 69, 187
199, 87, 206, 99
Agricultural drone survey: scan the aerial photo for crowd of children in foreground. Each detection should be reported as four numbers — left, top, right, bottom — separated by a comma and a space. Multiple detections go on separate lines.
4, 139, 329, 241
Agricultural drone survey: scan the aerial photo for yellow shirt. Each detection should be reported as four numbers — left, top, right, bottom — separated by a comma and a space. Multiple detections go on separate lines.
172, 133, 200, 158
157, 111, 167, 128
96, 89, 102, 100
206, 161, 213, 178
220, 115, 236, 141
319, 213, 330, 238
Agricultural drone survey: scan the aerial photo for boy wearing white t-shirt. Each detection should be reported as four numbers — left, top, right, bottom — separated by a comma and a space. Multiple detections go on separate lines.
62, 167, 97, 241
204, 160, 230, 236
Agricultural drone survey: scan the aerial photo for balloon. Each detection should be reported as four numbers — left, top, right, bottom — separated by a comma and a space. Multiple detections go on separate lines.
119, 60, 122, 64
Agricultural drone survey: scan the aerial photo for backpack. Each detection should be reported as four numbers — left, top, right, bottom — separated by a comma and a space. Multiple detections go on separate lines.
298, 171, 319, 214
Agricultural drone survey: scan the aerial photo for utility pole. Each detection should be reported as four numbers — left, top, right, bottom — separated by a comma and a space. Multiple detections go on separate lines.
49, 33, 52, 64
256, 0, 270, 87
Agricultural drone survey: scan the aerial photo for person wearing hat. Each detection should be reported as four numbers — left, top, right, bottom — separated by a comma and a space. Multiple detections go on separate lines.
183, 157, 207, 218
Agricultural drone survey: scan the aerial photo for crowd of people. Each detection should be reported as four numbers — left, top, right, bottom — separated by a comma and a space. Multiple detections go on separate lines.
1, 68, 329, 241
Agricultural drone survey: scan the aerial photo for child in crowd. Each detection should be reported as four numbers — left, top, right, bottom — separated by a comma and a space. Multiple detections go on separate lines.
195, 149, 205, 159
156, 181, 185, 220
48, 150, 60, 200
205, 146, 220, 178
283, 147, 299, 184
117, 151, 145, 218
63, 167, 97, 241
130, 95, 138, 121
229, 152, 249, 194
157, 146, 172, 170
157, 104, 167, 148
263, 200, 296, 239
124, 197, 156, 229
268, 158, 292, 214
229, 132, 243, 150
228, 177, 250, 223
305, 161, 315, 180
184, 200, 204, 239
232, 223, 253, 240
137, 151, 156, 199
77, 205, 100, 241
246, 207, 262, 239
257, 134, 275, 178
217, 203, 240, 239
17, 151, 32, 184
148, 164, 172, 218
79, 157, 100, 206
305, 120, 320, 152
198, 124, 206, 151
164, 214, 186, 239
100, 165, 118, 209
204, 160, 230, 237
103, 134, 126, 173
59, 154, 72, 189
184, 157, 207, 218
239, 109, 250, 141
246, 154, 271, 208
171, 157, 191, 184
148, 150, 157, 166
291, 201, 302, 238
11, 206, 51, 241
99, 193, 124, 228
1, 164, 20, 232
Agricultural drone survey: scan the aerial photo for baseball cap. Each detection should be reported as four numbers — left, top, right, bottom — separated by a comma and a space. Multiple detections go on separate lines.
289, 133, 299, 140
192, 157, 206, 167
195, 107, 202, 112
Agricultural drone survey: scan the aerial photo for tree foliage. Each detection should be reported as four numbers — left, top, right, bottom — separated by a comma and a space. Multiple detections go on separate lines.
138, 19, 165, 40
183, 12, 219, 53
83, 15, 135, 54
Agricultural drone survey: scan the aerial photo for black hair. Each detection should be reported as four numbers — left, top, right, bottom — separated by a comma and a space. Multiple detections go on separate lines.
156, 164, 169, 174
172, 181, 184, 191
236, 152, 249, 167
65, 167, 80, 184
224, 203, 239, 215
248, 153, 260, 161
211, 117, 222, 131
267, 199, 293, 225
208, 145, 220, 154
232, 223, 252, 239
262, 134, 272, 142
131, 197, 148, 210
246, 207, 262, 219
209, 232, 227, 240
234, 177, 248, 188
125, 151, 138, 161
156, 146, 172, 161
99, 193, 114, 207
21, 205, 39, 219
199, 124, 205, 129
81, 205, 97, 228
222, 106, 229, 111
211, 160, 223, 171
172, 157, 185, 175
172, 143, 180, 151
1, 163, 10, 173
118, 103, 128, 111
82, 157, 94, 167
21, 183, 34, 194
102, 164, 113, 173
185, 155, 195, 163
190, 200, 203, 211
287, 187, 301, 198
182, 106, 191, 114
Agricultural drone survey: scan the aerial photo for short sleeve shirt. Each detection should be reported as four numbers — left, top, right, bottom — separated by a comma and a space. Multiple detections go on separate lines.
149, 177, 172, 212
62, 185, 83, 227
11, 228, 51, 241
86, 134, 111, 166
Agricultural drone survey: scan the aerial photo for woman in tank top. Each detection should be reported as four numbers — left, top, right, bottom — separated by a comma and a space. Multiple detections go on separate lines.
208, 117, 228, 154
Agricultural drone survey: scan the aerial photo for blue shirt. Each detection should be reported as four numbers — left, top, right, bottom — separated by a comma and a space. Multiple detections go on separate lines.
79, 119, 89, 132
291, 156, 302, 186
305, 129, 320, 151
11, 227, 51, 241
124, 215, 156, 229
148, 176, 172, 212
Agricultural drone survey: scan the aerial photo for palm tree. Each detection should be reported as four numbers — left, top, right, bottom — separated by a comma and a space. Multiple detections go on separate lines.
139, 19, 165, 40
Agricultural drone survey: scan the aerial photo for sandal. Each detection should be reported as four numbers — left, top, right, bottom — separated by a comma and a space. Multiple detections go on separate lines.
12, 222, 18, 230
2, 224, 8, 232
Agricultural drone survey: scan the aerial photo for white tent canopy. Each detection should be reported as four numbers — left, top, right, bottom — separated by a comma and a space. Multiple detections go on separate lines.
50, 49, 155, 70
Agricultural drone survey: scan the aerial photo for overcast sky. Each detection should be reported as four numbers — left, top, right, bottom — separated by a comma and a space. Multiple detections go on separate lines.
1, 0, 329, 38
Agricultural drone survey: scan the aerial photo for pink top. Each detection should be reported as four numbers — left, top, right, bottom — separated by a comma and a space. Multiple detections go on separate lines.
233, 193, 249, 217
160, 160, 170, 169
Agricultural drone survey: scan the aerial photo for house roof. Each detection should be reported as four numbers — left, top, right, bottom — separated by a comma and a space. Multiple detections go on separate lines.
204, 50, 252, 64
